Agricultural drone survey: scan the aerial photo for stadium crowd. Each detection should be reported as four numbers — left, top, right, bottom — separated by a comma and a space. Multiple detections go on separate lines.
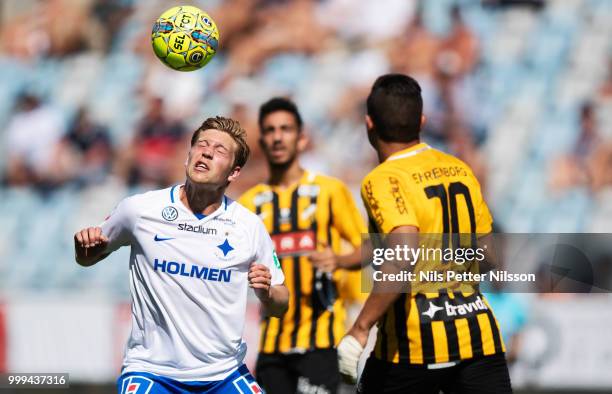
0, 0, 611, 391
2, 0, 609, 201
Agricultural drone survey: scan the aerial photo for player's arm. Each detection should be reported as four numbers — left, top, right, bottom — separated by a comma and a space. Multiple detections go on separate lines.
252, 220, 289, 317
344, 225, 417, 340
337, 225, 417, 383
74, 197, 133, 267
310, 182, 367, 272
338, 171, 419, 382
74, 227, 110, 266
249, 264, 289, 317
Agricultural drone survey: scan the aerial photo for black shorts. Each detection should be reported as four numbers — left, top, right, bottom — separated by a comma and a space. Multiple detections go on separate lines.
358, 353, 512, 394
255, 348, 339, 394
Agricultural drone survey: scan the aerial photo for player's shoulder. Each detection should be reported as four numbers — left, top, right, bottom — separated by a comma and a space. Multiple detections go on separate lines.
226, 197, 266, 229
362, 160, 403, 187
239, 183, 270, 204
126, 185, 176, 206
306, 171, 349, 192
429, 147, 472, 168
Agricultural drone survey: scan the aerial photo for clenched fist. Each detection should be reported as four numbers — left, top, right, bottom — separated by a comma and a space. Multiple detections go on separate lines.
248, 263, 272, 296
74, 227, 108, 266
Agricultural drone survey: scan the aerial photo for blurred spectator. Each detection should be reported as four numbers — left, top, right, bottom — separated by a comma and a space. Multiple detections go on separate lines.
91, 0, 133, 52
438, 5, 480, 77
0, 0, 101, 59
482, 0, 545, 9
225, 0, 333, 76
448, 123, 488, 189
117, 97, 186, 188
387, 10, 440, 78
53, 107, 114, 188
317, 0, 414, 43
3, 93, 65, 192
549, 102, 612, 193
485, 288, 528, 364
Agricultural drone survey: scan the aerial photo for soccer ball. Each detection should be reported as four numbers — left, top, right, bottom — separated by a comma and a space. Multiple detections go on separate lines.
151, 6, 219, 71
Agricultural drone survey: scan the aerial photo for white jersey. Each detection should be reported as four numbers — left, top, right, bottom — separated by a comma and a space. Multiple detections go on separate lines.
100, 185, 285, 381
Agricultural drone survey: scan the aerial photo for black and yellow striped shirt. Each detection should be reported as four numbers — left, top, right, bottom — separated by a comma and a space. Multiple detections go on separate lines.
362, 143, 505, 364
240, 170, 365, 354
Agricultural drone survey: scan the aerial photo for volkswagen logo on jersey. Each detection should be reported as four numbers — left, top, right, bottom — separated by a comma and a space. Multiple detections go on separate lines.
162, 206, 178, 221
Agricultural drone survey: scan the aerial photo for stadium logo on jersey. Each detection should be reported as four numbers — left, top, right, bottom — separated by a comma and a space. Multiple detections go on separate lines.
232, 375, 262, 393
177, 223, 217, 235
162, 206, 179, 221
120, 375, 154, 394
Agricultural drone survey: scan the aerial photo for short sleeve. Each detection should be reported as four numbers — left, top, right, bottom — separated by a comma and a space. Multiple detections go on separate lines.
332, 181, 366, 248
361, 170, 419, 233
100, 197, 135, 253
476, 199, 493, 234
253, 220, 285, 286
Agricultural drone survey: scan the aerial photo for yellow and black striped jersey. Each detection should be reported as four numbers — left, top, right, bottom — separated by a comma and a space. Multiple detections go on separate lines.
361, 142, 505, 365
240, 170, 366, 354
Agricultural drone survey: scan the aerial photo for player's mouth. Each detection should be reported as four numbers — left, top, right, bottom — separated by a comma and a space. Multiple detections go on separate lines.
270, 146, 287, 156
194, 161, 210, 172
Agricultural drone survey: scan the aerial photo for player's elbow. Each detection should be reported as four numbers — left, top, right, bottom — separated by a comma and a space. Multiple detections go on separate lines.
75, 256, 96, 267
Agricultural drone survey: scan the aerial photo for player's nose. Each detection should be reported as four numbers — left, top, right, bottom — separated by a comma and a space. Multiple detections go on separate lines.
200, 147, 214, 159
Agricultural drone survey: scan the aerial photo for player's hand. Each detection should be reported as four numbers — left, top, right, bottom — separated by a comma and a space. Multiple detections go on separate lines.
74, 227, 108, 264
337, 327, 368, 384
249, 263, 272, 300
309, 246, 338, 273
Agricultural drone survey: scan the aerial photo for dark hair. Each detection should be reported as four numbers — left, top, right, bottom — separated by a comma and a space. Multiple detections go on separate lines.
258, 97, 303, 131
191, 116, 250, 168
366, 74, 423, 143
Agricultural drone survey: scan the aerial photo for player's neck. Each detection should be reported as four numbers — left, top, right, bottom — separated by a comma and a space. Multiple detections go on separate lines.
267, 160, 304, 189
377, 139, 421, 163
180, 182, 224, 215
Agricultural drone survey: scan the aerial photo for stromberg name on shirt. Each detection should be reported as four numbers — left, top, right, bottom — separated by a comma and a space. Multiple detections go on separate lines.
153, 258, 232, 283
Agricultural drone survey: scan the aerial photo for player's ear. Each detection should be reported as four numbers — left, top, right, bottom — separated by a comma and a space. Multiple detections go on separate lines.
227, 166, 241, 183
297, 129, 309, 152
365, 115, 377, 148
365, 115, 374, 131
421, 114, 427, 128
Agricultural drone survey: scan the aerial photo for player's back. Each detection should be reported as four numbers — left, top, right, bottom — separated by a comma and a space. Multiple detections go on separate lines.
362, 143, 492, 236
361, 143, 503, 366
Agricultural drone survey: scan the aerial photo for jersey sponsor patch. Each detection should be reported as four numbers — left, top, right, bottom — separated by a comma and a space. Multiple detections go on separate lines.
271, 230, 316, 257
161, 206, 179, 221
120, 376, 154, 394
417, 293, 489, 323
232, 375, 262, 393
153, 258, 232, 282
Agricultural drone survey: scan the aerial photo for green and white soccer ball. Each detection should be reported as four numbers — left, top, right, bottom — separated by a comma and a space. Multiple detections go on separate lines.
151, 6, 219, 71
